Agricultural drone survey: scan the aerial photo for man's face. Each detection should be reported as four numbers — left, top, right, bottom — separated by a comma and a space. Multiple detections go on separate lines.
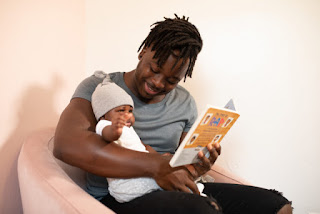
133, 47, 190, 103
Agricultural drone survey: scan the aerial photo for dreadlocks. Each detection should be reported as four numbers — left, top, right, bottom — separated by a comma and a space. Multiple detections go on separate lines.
138, 14, 203, 81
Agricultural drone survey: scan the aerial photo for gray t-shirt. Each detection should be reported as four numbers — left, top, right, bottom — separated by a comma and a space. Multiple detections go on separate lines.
72, 71, 198, 200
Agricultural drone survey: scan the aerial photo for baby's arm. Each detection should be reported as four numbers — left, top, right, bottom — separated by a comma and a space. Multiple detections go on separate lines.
101, 123, 122, 142
98, 113, 128, 142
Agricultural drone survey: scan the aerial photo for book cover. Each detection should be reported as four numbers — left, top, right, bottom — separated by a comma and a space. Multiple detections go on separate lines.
169, 99, 240, 167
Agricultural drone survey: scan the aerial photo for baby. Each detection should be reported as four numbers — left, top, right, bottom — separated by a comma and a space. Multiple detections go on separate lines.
91, 75, 161, 203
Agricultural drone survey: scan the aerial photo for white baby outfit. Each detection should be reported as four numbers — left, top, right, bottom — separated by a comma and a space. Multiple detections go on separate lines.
96, 120, 161, 203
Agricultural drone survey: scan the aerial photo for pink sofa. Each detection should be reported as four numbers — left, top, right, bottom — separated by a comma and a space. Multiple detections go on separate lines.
18, 128, 249, 214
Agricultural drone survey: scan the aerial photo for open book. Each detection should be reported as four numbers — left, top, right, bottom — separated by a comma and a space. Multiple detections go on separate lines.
169, 99, 240, 167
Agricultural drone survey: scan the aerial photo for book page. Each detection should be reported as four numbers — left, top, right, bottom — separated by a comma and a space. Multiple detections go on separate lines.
169, 100, 240, 167
185, 107, 238, 148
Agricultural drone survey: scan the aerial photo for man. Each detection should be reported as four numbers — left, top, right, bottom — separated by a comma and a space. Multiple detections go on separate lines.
54, 15, 292, 214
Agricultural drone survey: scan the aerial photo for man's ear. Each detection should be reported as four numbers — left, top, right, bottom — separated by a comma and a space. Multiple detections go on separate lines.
138, 48, 147, 60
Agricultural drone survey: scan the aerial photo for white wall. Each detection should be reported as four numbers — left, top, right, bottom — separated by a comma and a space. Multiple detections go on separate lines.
0, 0, 85, 213
86, 0, 320, 213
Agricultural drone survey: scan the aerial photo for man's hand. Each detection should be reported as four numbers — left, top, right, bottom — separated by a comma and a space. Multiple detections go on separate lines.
186, 143, 222, 179
154, 165, 200, 195
153, 154, 199, 194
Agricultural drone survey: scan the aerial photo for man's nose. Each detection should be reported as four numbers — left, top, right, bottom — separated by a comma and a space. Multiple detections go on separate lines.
152, 74, 165, 89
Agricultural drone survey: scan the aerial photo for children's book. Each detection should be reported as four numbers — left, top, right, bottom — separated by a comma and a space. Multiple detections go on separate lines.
169, 99, 240, 167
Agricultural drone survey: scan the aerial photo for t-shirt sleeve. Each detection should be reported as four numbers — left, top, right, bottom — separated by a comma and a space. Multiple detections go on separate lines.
72, 71, 107, 102
183, 96, 198, 133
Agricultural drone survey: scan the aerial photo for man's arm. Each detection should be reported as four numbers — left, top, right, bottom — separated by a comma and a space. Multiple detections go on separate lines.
143, 143, 158, 154
53, 98, 199, 194
54, 98, 164, 178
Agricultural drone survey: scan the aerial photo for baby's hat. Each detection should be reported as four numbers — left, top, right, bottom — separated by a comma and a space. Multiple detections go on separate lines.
92, 74, 134, 120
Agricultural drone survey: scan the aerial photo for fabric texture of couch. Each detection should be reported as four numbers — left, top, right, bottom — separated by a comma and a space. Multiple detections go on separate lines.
18, 127, 249, 214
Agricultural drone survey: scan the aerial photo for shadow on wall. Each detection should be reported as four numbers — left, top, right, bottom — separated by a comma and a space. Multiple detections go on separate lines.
0, 73, 64, 213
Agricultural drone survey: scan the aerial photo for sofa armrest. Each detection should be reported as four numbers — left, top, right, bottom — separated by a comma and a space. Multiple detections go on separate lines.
205, 164, 251, 185
18, 128, 115, 214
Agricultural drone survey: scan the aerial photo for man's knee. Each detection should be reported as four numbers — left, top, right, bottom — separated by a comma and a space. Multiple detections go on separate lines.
277, 203, 293, 214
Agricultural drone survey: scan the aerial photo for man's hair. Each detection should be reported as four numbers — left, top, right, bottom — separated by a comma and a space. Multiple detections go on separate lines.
138, 14, 203, 81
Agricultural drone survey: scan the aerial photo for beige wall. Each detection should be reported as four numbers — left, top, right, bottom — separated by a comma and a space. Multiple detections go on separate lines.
86, 0, 320, 213
0, 0, 85, 213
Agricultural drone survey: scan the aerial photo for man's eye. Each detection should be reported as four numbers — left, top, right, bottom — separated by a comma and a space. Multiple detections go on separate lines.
150, 67, 158, 73
167, 80, 177, 85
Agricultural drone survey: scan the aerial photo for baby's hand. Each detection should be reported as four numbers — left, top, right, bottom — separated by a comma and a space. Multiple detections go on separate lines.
110, 113, 128, 137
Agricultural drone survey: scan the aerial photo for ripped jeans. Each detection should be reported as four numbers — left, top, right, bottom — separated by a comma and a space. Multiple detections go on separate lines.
100, 183, 291, 214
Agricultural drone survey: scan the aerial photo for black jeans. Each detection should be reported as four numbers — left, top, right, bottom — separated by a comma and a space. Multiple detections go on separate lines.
100, 183, 291, 214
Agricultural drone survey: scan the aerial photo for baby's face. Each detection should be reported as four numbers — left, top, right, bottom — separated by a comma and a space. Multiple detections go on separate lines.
104, 105, 135, 127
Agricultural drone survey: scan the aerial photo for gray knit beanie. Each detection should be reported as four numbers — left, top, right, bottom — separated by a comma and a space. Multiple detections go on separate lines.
92, 74, 134, 120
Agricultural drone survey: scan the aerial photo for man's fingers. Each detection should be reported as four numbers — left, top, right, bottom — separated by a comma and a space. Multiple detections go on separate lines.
174, 178, 199, 195
186, 181, 200, 195
192, 143, 223, 177
156, 167, 200, 195
207, 143, 221, 163
199, 154, 211, 169
214, 143, 221, 155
